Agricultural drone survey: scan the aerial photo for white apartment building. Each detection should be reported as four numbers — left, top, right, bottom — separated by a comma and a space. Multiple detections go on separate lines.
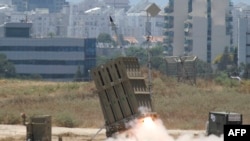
0, 0, 163, 42
0, 0, 11, 5
9, 11, 68, 38
238, 17, 250, 65
164, 0, 232, 63
231, 3, 250, 66
126, 1, 164, 44
67, 4, 112, 38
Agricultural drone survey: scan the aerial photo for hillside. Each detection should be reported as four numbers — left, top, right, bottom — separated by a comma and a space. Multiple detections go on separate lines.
0, 72, 249, 130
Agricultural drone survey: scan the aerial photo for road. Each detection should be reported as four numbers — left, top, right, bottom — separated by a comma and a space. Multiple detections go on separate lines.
0, 124, 205, 141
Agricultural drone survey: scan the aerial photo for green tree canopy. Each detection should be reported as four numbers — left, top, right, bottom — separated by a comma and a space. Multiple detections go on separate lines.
125, 45, 166, 73
0, 54, 16, 78
214, 47, 234, 71
97, 33, 113, 43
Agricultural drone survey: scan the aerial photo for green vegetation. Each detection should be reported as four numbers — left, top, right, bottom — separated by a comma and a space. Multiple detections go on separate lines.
97, 33, 113, 43
0, 54, 16, 78
0, 71, 249, 130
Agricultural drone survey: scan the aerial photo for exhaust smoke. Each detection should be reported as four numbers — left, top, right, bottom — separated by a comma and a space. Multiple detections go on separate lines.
106, 107, 223, 141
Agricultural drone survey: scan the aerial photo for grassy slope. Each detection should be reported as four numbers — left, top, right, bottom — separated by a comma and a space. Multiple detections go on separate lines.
0, 73, 249, 130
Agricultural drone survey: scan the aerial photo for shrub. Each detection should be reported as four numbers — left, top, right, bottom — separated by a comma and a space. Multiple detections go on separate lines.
55, 112, 78, 128
0, 111, 18, 124
214, 72, 239, 87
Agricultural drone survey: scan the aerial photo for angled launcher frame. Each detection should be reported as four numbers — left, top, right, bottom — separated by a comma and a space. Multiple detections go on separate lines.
90, 57, 155, 137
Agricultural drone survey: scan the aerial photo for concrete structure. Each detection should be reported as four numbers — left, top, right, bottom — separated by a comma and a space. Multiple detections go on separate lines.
232, 4, 250, 66
12, 0, 69, 13
126, 0, 164, 44
67, 4, 112, 38
0, 0, 165, 44
164, 0, 233, 63
0, 37, 96, 81
103, 0, 130, 11
238, 17, 250, 65
4, 22, 32, 37
0, 22, 96, 81
0, 0, 11, 5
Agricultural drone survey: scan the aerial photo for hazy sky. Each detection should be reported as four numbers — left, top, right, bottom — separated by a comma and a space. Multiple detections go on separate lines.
67, 0, 250, 6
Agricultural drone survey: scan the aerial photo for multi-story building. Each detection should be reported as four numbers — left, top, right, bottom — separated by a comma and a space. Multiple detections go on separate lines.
0, 0, 11, 5
12, 0, 69, 13
30, 12, 68, 38
126, 0, 164, 44
0, 22, 96, 81
235, 5, 250, 66
103, 0, 130, 11
238, 17, 250, 66
67, 5, 112, 38
231, 3, 250, 66
164, 0, 189, 56
164, 0, 233, 63
9, 10, 68, 38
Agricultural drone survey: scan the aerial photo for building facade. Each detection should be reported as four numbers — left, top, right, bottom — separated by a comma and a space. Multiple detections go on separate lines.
126, 0, 164, 44
164, 0, 233, 63
232, 4, 250, 66
0, 22, 96, 81
12, 0, 69, 13
103, 0, 130, 11
238, 16, 250, 66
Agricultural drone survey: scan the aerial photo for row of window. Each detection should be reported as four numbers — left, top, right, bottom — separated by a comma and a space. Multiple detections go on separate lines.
10, 60, 86, 65
207, 0, 212, 63
19, 73, 75, 79
188, 0, 192, 13
0, 46, 85, 52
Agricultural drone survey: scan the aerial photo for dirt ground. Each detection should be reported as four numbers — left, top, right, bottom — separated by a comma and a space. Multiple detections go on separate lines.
0, 124, 107, 141
0, 124, 205, 141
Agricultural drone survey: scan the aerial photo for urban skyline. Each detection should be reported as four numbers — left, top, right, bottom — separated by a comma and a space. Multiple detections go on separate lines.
66, 0, 250, 6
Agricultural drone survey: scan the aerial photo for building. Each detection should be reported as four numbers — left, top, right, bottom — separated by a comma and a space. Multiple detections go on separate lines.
0, 22, 96, 81
163, 0, 188, 56
238, 17, 250, 66
12, 0, 69, 13
126, 0, 164, 44
4, 22, 32, 37
67, 4, 112, 38
231, 3, 250, 66
103, 0, 130, 11
164, 0, 233, 63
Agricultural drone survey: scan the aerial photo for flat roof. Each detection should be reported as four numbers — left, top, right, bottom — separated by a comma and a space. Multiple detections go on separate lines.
4, 22, 32, 28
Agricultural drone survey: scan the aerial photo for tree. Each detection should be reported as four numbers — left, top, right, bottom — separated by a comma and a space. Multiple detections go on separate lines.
74, 66, 83, 81
97, 33, 112, 43
125, 45, 166, 72
48, 32, 55, 38
150, 45, 165, 72
196, 59, 213, 77
125, 46, 147, 65
214, 47, 234, 71
233, 47, 238, 66
0, 54, 16, 78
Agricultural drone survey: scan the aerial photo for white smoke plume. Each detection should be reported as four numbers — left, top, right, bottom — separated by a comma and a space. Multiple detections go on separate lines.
106, 107, 223, 141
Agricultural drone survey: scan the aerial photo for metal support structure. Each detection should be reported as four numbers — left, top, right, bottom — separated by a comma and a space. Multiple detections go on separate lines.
165, 56, 197, 85
146, 12, 152, 98
144, 3, 161, 98
87, 125, 105, 141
